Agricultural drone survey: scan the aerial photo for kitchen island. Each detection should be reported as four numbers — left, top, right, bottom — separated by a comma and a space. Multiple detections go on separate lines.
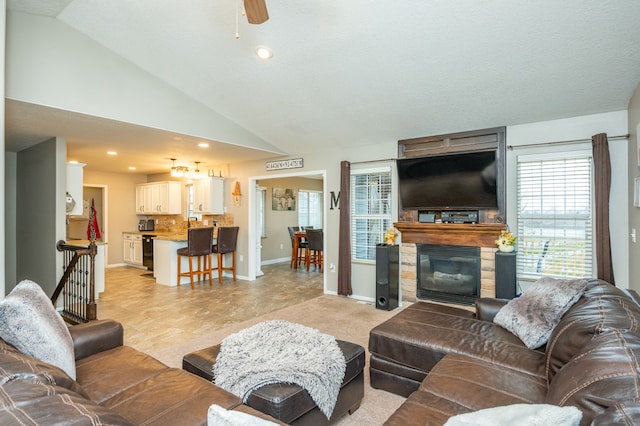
153, 234, 217, 286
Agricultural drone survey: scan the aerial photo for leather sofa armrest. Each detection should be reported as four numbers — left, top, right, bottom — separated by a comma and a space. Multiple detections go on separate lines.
69, 319, 124, 361
475, 298, 510, 322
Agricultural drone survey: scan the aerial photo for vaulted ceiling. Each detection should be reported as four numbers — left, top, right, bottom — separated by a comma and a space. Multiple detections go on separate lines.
6, 1, 640, 174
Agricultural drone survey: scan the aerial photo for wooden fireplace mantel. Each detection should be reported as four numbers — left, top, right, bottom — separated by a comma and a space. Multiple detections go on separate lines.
394, 222, 506, 247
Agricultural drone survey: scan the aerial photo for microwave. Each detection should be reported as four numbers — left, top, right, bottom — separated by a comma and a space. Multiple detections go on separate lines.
138, 219, 155, 231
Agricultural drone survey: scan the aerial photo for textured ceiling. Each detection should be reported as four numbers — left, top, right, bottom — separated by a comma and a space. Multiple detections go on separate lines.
6, 0, 640, 174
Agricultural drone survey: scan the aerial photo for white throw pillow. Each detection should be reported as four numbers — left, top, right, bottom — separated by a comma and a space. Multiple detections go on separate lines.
0, 280, 76, 379
207, 404, 278, 426
444, 403, 582, 426
493, 277, 588, 349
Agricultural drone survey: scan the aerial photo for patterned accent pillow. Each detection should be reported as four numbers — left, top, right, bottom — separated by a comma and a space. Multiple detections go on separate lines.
0, 280, 76, 379
494, 277, 588, 349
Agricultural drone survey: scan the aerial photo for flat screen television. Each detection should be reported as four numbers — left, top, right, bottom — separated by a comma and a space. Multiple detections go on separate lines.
397, 150, 498, 210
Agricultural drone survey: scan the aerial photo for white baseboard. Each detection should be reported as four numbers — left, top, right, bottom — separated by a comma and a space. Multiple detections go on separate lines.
261, 257, 290, 266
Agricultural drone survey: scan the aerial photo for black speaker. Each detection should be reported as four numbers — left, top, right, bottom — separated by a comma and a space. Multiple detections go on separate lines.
495, 251, 516, 299
376, 244, 399, 310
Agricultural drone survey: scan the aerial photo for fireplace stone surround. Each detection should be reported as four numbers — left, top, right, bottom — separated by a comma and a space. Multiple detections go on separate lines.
394, 222, 505, 303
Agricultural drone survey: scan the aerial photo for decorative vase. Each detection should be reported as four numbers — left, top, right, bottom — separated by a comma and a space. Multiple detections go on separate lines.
498, 243, 514, 253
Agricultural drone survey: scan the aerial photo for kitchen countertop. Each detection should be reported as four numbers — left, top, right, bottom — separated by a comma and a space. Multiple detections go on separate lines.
123, 230, 179, 236
63, 239, 107, 246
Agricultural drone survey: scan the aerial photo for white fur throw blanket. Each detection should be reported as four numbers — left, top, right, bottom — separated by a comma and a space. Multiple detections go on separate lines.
444, 403, 582, 426
213, 320, 346, 419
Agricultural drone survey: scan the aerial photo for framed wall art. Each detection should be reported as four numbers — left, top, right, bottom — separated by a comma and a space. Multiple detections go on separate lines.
272, 188, 296, 211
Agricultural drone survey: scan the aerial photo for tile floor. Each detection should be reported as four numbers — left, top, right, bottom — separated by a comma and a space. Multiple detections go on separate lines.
97, 262, 324, 352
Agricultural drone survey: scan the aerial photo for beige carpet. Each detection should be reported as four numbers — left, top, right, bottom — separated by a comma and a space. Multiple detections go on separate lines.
147, 294, 407, 425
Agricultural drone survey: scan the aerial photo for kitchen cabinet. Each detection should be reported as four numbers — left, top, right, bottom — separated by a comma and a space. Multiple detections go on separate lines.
123, 233, 143, 265
66, 163, 85, 216
135, 181, 182, 214
193, 177, 225, 214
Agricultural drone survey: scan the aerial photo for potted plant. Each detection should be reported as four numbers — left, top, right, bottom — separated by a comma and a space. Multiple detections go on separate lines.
495, 229, 517, 253
383, 227, 399, 245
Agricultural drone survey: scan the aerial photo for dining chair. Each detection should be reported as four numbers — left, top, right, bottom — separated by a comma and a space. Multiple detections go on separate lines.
306, 229, 323, 272
177, 227, 214, 289
288, 226, 307, 268
212, 226, 240, 283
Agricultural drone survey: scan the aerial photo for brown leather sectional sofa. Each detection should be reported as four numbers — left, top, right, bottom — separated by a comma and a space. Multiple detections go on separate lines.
0, 319, 282, 425
369, 279, 640, 425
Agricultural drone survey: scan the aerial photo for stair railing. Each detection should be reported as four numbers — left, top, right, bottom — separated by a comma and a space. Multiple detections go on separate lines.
53, 240, 97, 324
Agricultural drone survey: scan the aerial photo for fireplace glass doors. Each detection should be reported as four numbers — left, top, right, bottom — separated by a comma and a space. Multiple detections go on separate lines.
417, 244, 480, 305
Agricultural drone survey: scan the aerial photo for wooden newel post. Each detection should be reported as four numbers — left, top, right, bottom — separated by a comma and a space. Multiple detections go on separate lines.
87, 240, 98, 320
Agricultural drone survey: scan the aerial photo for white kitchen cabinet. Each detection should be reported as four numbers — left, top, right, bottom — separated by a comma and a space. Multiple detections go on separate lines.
135, 181, 182, 214
193, 177, 225, 214
123, 233, 143, 265
66, 163, 85, 216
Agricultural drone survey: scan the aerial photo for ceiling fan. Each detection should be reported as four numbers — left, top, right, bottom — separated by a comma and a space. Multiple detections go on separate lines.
243, 0, 269, 24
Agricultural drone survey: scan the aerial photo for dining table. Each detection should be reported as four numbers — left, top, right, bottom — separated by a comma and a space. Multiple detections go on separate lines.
292, 230, 307, 269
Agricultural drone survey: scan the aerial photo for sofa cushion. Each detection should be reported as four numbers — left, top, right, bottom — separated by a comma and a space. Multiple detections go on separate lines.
0, 378, 132, 425
103, 368, 242, 425
420, 354, 548, 408
384, 353, 548, 425
545, 280, 640, 383
75, 345, 170, 404
494, 277, 588, 349
545, 328, 640, 425
0, 280, 76, 379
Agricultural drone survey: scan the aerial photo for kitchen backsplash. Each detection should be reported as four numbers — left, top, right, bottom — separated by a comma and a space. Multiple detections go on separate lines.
150, 214, 234, 234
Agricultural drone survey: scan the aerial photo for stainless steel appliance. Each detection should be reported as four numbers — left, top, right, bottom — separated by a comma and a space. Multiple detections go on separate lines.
138, 219, 155, 231
142, 234, 156, 271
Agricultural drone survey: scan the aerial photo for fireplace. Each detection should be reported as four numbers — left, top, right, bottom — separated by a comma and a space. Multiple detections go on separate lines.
395, 222, 505, 305
417, 244, 480, 305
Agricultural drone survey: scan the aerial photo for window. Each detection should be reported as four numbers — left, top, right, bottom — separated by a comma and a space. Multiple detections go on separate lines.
185, 184, 201, 220
351, 168, 393, 262
516, 153, 593, 281
298, 190, 323, 229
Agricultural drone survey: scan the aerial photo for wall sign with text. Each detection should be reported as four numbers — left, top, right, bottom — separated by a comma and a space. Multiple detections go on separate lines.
265, 158, 304, 171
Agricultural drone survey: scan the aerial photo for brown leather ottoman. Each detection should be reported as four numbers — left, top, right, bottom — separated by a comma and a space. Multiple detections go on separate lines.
182, 339, 365, 425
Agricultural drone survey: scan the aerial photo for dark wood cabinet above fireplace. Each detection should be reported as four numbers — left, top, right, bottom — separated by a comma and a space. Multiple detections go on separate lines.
397, 126, 506, 225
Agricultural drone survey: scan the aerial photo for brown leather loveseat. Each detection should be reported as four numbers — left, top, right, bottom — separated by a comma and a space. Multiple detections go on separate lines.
369, 279, 640, 425
0, 319, 281, 425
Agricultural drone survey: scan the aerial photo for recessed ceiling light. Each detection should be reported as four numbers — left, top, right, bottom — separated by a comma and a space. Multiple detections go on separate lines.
255, 45, 273, 60
198, 142, 210, 148
107, 151, 117, 156
128, 166, 136, 171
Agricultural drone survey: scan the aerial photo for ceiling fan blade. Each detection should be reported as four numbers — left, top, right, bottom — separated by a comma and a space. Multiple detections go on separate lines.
244, 0, 269, 24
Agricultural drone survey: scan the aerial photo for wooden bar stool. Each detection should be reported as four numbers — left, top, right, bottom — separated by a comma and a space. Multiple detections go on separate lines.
177, 227, 214, 289
212, 226, 239, 283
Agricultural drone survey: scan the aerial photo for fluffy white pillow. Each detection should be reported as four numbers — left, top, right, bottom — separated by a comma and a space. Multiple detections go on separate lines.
444, 403, 582, 426
0, 280, 76, 379
207, 404, 278, 426
493, 277, 588, 349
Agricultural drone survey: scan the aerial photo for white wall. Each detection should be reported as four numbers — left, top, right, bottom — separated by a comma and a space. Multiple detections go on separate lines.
506, 111, 629, 289
5, 11, 281, 155
15, 138, 67, 295
628, 83, 640, 293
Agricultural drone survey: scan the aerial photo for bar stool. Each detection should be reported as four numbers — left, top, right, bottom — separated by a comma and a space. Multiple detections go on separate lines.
212, 226, 239, 283
177, 227, 214, 289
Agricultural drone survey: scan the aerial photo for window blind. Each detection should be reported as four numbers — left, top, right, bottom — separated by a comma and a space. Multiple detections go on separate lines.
516, 155, 593, 280
351, 169, 392, 262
